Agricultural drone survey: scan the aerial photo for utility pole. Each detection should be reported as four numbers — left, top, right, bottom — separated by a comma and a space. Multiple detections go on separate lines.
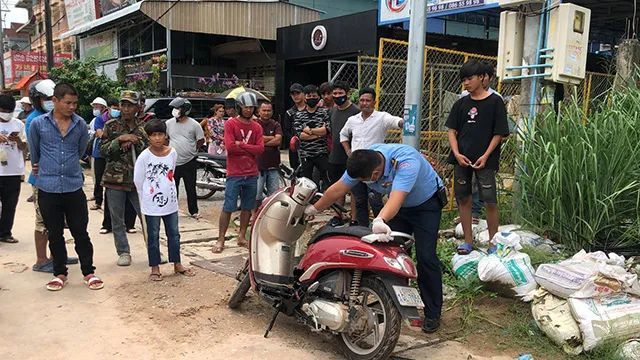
0, 4, 5, 90
402, 0, 427, 149
44, 0, 54, 71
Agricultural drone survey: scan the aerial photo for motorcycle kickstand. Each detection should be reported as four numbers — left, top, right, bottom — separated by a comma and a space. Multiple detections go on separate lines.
264, 303, 282, 338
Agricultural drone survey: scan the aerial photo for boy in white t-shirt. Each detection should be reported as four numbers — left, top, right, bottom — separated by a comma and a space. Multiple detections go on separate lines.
134, 120, 195, 281
0, 95, 27, 243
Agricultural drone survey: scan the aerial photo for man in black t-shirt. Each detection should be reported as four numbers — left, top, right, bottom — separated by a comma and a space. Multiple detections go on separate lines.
293, 84, 330, 190
284, 83, 306, 170
446, 59, 510, 256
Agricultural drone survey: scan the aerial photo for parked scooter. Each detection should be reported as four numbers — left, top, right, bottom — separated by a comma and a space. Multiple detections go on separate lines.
228, 162, 424, 359
195, 153, 227, 199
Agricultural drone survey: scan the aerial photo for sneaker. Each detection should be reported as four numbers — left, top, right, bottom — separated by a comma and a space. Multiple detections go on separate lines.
117, 253, 132, 266
126, 228, 137, 234
190, 213, 201, 220
422, 318, 440, 333
99, 228, 111, 234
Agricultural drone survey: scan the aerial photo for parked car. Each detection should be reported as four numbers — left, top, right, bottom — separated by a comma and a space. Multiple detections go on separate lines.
144, 97, 224, 120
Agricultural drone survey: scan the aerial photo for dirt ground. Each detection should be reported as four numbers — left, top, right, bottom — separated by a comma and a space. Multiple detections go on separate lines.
0, 169, 567, 359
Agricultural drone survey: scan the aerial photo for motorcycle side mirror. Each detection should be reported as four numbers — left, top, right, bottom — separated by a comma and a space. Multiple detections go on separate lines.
289, 136, 300, 153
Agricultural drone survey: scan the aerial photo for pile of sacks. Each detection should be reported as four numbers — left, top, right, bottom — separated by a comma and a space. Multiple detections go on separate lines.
532, 251, 640, 354
452, 231, 538, 301
454, 222, 562, 253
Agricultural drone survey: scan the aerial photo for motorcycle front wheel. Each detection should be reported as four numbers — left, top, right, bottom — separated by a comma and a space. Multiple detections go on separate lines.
196, 167, 217, 199
228, 261, 251, 309
337, 276, 402, 360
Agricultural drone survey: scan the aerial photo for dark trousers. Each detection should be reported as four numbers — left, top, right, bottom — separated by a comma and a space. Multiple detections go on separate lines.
93, 158, 106, 206
102, 193, 137, 230
301, 155, 330, 191
352, 182, 383, 227
175, 157, 198, 215
387, 195, 443, 320
38, 189, 95, 277
288, 149, 300, 170
0, 176, 21, 238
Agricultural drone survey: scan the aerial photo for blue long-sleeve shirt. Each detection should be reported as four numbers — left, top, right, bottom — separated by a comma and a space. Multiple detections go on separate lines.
28, 111, 88, 193
25, 109, 44, 185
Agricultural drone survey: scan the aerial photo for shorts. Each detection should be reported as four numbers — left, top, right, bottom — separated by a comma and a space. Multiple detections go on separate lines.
33, 186, 46, 233
453, 165, 497, 204
223, 176, 258, 213
328, 163, 346, 185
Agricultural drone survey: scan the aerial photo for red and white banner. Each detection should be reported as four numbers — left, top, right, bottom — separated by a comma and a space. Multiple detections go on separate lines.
3, 51, 73, 85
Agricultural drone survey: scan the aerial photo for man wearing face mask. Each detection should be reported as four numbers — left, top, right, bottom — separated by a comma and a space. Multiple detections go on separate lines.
0, 95, 27, 244
293, 84, 331, 190
89, 97, 109, 210
165, 97, 205, 219
101, 91, 148, 266
306, 143, 446, 333
327, 81, 359, 226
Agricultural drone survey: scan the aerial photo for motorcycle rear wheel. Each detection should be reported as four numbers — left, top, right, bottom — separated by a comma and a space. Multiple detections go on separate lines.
337, 276, 402, 360
228, 263, 251, 309
196, 168, 217, 199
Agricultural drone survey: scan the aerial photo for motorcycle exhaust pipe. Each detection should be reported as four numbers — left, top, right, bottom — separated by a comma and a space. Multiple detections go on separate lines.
196, 180, 225, 190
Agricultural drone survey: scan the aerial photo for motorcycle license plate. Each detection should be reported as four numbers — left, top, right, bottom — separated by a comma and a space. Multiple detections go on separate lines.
392, 286, 424, 308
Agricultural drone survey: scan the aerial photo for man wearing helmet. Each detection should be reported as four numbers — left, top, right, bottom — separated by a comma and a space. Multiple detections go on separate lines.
213, 92, 264, 253
165, 97, 205, 219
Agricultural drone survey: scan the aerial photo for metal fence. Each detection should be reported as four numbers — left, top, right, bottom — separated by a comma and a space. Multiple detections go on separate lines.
373, 37, 615, 210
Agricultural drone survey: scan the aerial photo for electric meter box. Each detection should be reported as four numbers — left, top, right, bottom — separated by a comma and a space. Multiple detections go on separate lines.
499, 0, 543, 7
544, 3, 591, 85
497, 11, 525, 81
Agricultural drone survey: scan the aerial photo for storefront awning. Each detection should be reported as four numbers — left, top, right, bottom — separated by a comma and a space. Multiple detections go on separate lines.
15, 72, 41, 90
62, 0, 320, 41
60, 2, 143, 39
140, 0, 320, 40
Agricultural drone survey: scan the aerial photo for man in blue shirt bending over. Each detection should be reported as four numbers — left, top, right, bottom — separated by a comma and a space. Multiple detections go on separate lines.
29, 83, 104, 292
306, 143, 445, 333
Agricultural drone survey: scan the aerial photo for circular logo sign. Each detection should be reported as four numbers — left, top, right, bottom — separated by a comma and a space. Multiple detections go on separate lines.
386, 0, 408, 12
311, 25, 327, 51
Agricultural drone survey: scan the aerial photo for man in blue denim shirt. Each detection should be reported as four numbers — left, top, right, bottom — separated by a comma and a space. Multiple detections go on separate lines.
28, 83, 104, 291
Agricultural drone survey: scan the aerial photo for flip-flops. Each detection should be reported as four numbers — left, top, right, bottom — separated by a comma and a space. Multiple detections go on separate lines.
33, 259, 54, 273
0, 236, 18, 243
212, 243, 225, 253
175, 268, 196, 277
457, 243, 474, 255
149, 273, 163, 282
84, 275, 104, 290
487, 245, 498, 255
46, 277, 66, 291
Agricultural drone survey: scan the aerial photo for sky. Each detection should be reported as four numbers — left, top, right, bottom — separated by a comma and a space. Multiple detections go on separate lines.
3, 1, 28, 29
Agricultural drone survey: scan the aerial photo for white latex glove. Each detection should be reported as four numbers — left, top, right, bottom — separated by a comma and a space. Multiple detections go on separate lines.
372, 217, 391, 235
304, 205, 318, 217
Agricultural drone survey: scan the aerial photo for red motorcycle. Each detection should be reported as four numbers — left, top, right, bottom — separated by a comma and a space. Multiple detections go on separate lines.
228, 172, 424, 360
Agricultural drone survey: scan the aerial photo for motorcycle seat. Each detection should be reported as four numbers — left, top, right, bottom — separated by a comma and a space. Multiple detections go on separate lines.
308, 225, 372, 245
197, 152, 227, 162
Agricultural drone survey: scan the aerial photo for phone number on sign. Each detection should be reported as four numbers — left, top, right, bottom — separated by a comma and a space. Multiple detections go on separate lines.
428, 0, 484, 12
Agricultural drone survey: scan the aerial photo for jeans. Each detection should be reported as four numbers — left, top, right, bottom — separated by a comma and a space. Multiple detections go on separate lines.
93, 157, 106, 206
352, 182, 383, 227
387, 195, 443, 320
257, 169, 280, 200
145, 212, 180, 267
106, 188, 141, 255
175, 157, 198, 215
102, 193, 137, 230
0, 176, 21, 238
38, 189, 95, 277
300, 155, 330, 191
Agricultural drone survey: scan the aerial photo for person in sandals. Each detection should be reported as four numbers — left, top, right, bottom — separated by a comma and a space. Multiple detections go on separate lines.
446, 59, 510, 255
28, 83, 104, 291
134, 120, 195, 281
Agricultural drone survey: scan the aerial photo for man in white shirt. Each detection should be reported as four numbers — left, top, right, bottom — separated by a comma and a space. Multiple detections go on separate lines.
0, 95, 27, 243
339, 87, 403, 227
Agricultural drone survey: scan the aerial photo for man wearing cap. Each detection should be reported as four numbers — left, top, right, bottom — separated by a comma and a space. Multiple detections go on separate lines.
89, 97, 109, 210
100, 90, 148, 266
284, 83, 306, 170
17, 97, 33, 122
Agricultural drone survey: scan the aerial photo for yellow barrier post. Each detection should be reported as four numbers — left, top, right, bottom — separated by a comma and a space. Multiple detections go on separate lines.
375, 38, 385, 110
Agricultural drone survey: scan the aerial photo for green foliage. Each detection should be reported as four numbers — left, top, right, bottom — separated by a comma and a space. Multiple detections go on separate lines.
516, 89, 640, 253
520, 245, 566, 268
49, 58, 121, 121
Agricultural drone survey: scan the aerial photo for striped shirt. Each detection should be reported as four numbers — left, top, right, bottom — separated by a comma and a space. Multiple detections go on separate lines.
293, 107, 330, 159
28, 111, 88, 193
